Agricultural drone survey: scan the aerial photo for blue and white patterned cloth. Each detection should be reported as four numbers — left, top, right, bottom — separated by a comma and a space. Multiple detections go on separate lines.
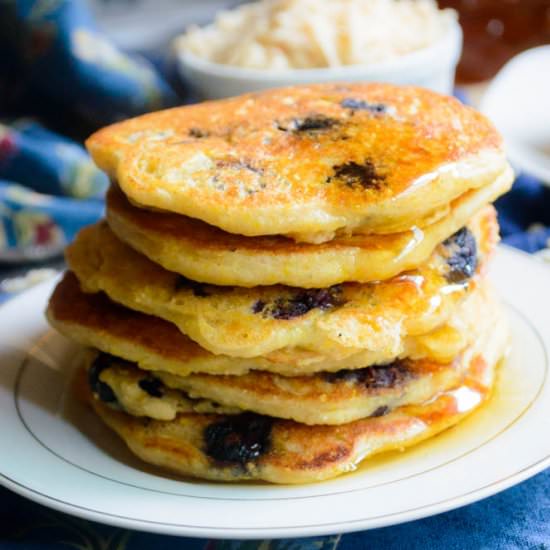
0, 0, 177, 261
0, 121, 105, 260
0, 1, 549, 548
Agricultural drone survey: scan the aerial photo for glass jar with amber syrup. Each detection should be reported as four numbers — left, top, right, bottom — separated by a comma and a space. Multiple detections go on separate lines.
438, 0, 550, 83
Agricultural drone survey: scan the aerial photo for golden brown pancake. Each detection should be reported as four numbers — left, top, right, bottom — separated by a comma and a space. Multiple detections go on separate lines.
83, 285, 505, 425
85, 315, 508, 483
84, 350, 242, 420
66, 207, 497, 359
47, 272, 483, 376
106, 168, 510, 287
87, 83, 511, 243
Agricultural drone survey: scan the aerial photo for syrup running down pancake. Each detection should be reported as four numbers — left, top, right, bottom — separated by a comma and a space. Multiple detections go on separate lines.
66, 207, 497, 359
80, 282, 503, 426
105, 168, 510, 287
47, 272, 484, 376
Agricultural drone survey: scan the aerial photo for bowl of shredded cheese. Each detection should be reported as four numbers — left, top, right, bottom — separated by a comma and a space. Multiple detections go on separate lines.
175, 0, 462, 99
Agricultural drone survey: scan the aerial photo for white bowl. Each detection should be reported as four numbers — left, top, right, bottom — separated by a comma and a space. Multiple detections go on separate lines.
480, 46, 550, 186
176, 18, 462, 99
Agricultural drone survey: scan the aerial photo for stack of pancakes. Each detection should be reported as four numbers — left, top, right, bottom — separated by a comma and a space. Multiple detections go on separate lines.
47, 84, 513, 484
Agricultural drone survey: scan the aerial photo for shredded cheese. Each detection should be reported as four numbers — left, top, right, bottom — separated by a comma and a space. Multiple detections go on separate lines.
177, 0, 456, 70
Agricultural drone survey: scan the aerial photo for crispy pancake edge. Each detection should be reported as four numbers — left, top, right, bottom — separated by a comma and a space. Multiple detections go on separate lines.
81, 284, 503, 425
48, 272, 486, 379
65, 208, 497, 358
106, 168, 510, 287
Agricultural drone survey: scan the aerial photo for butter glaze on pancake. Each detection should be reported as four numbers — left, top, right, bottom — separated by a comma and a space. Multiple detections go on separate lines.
87, 83, 510, 242
106, 166, 510, 287
47, 273, 479, 376
66, 208, 497, 358
83, 286, 502, 425
85, 315, 508, 483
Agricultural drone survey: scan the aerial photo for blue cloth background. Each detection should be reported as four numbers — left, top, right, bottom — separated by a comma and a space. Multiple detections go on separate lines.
1, 469, 549, 549
0, 0, 177, 261
0, 120, 105, 260
0, 0, 548, 548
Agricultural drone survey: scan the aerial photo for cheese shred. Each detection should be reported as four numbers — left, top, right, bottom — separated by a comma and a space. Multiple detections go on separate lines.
177, 0, 456, 70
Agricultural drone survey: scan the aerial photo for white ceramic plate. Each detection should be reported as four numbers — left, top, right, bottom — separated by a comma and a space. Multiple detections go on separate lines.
480, 46, 550, 185
0, 245, 549, 539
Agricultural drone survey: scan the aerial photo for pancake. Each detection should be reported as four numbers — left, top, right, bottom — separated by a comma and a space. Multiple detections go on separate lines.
66, 207, 497, 359
84, 350, 242, 419
106, 166, 510, 287
47, 272, 482, 376
86, 83, 510, 243
83, 283, 505, 426
85, 313, 508, 484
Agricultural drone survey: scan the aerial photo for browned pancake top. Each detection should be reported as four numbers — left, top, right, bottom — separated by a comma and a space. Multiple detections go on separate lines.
87, 83, 507, 240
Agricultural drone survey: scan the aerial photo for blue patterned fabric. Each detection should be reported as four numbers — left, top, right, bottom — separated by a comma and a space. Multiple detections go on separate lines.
0, 0, 176, 261
1, 470, 549, 548
0, 179, 103, 259
0, 120, 106, 260
0, 120, 107, 198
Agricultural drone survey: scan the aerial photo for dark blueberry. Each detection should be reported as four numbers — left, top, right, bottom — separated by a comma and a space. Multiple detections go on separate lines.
252, 300, 266, 314
88, 353, 117, 403
267, 286, 345, 320
277, 115, 339, 133
204, 413, 273, 466
174, 275, 210, 297
323, 362, 412, 389
138, 377, 165, 398
327, 160, 385, 190
340, 98, 387, 114
370, 406, 390, 418
443, 227, 478, 284
189, 128, 209, 138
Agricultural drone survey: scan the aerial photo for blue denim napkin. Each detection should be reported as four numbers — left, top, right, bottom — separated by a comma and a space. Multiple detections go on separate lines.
497, 173, 550, 252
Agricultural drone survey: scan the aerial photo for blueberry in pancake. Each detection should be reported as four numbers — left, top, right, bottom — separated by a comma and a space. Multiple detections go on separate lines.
47, 272, 484, 377
83, 308, 508, 484
66, 207, 497, 359
104, 173, 509, 287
